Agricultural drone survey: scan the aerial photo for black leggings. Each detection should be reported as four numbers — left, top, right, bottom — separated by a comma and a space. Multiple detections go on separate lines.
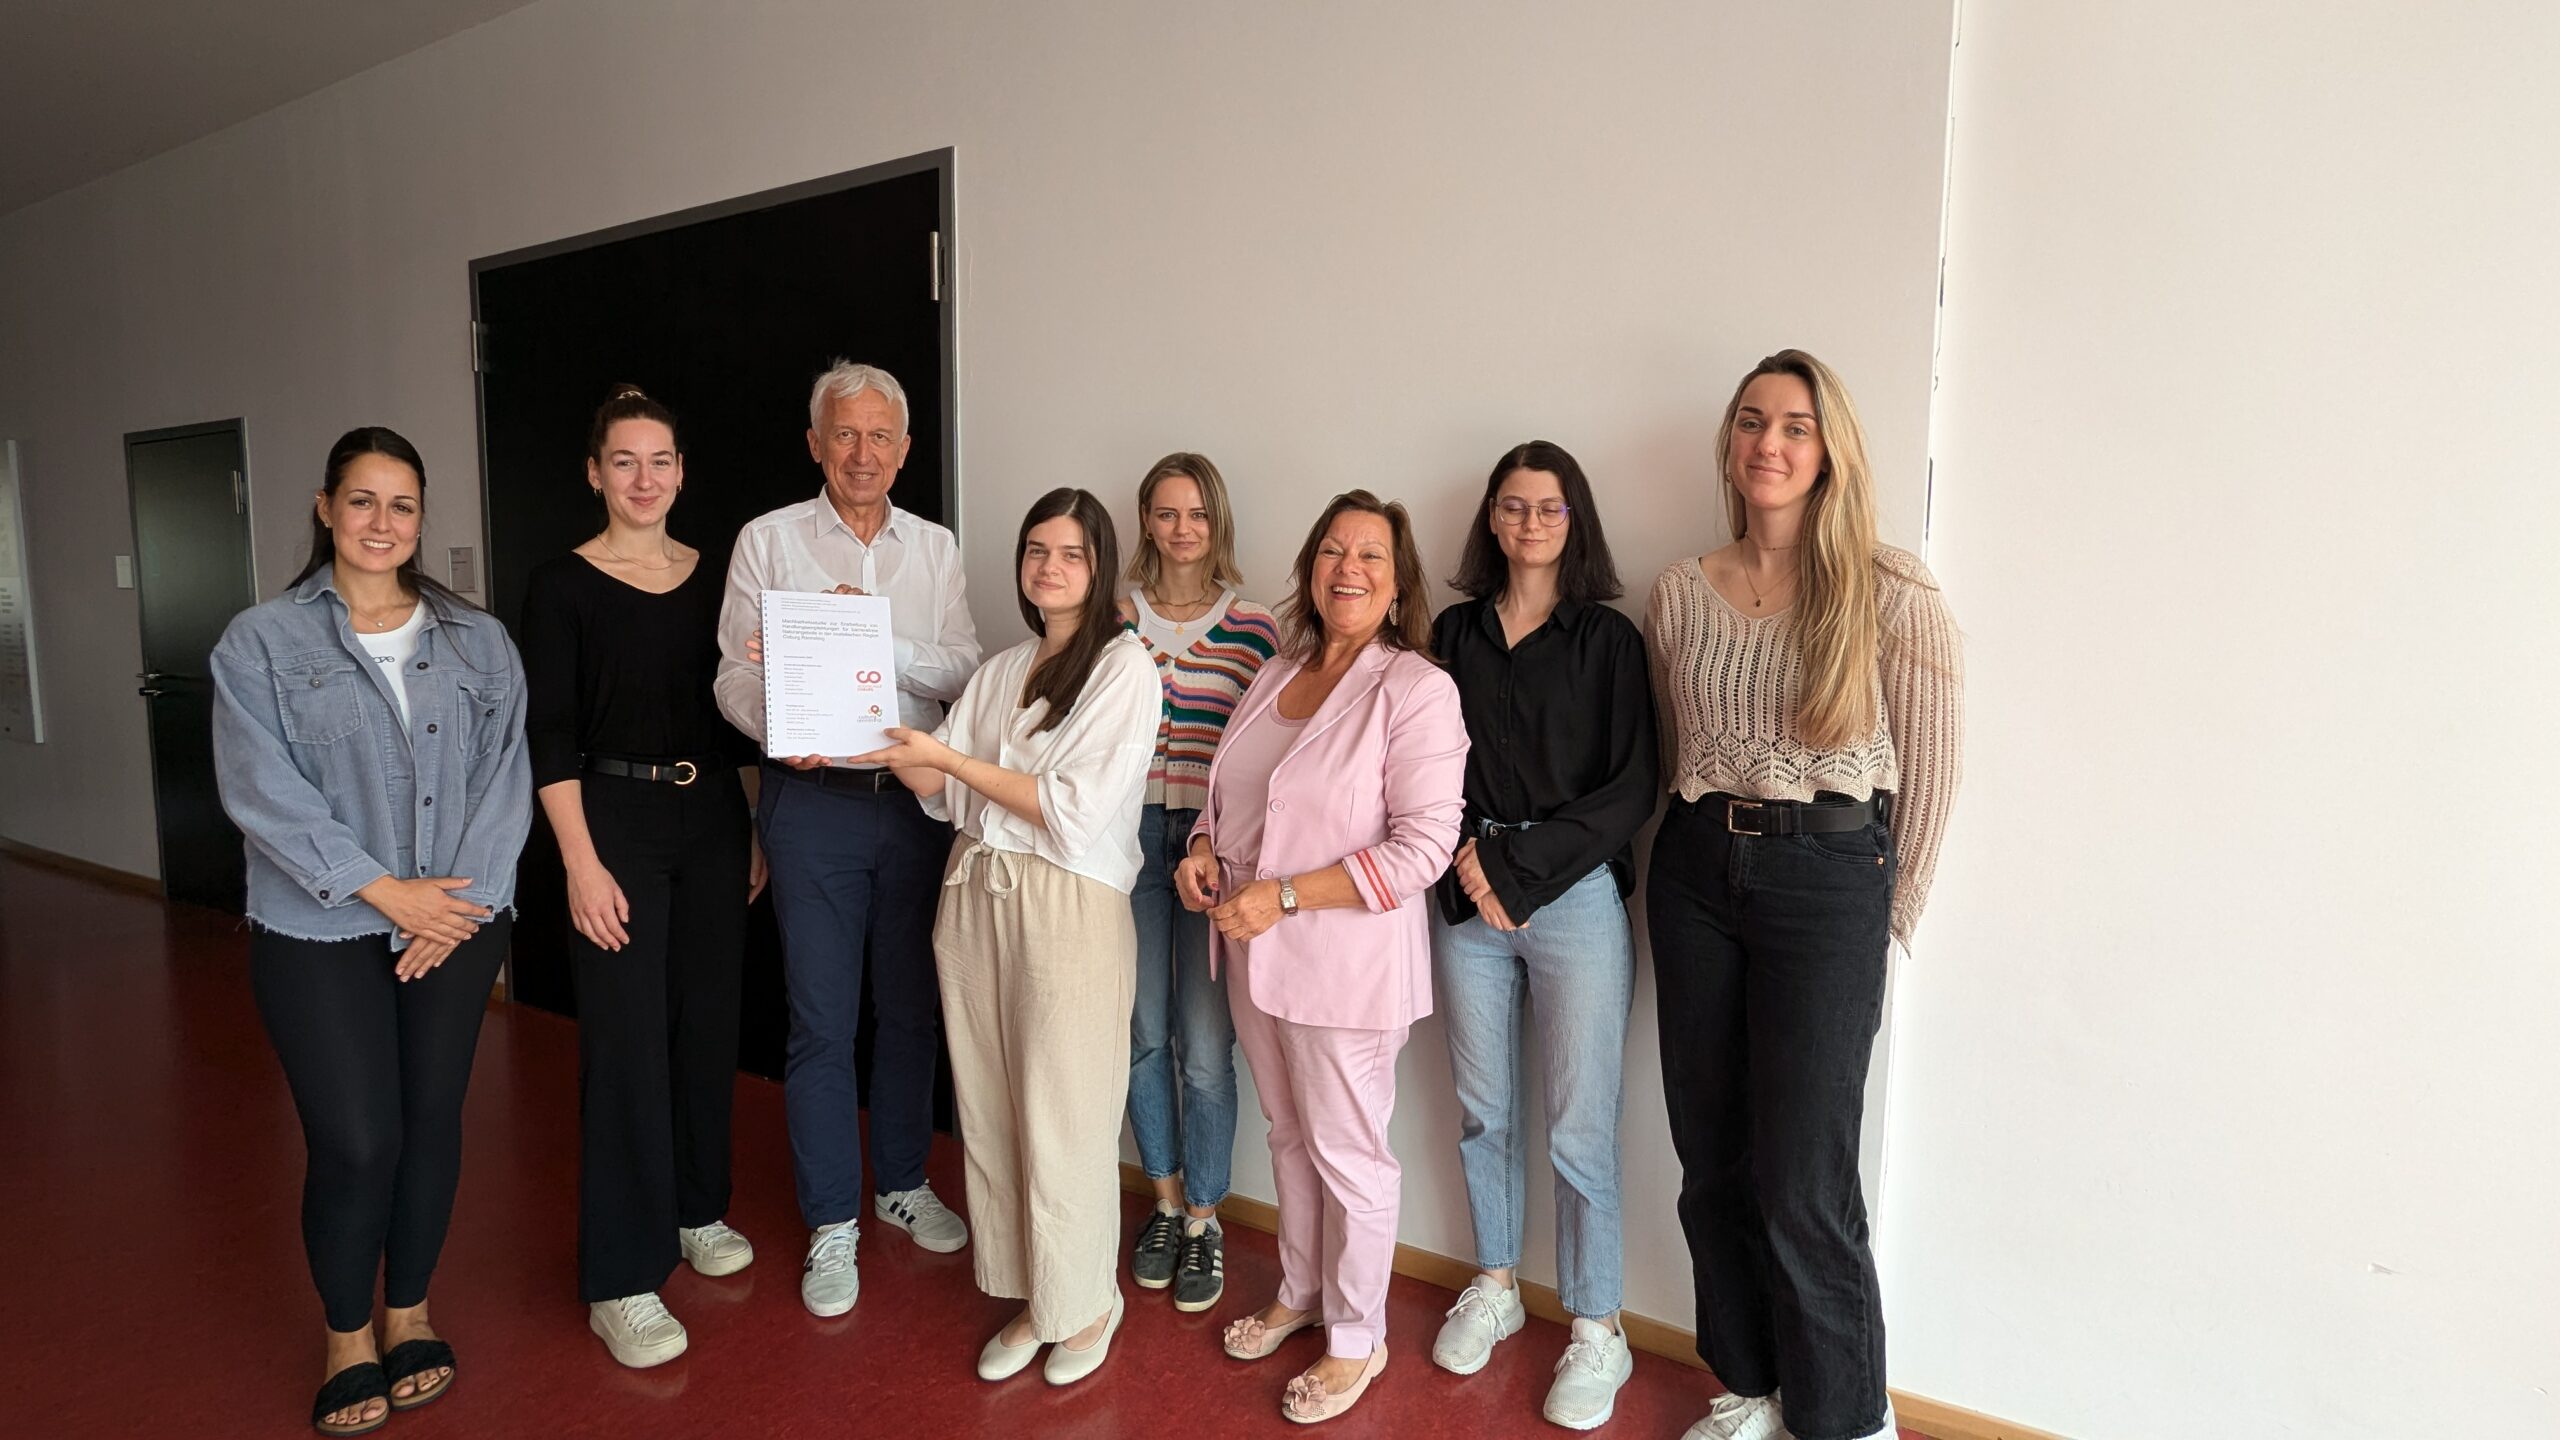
251, 917, 512, 1334
573, 769, 750, 1303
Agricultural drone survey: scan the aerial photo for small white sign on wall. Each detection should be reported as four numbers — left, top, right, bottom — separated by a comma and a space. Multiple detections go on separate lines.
0, 440, 45, 743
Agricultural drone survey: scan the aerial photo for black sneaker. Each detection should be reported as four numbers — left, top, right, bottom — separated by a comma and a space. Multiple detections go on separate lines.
1132, 1206, 1181, 1289
1172, 1221, 1225, 1312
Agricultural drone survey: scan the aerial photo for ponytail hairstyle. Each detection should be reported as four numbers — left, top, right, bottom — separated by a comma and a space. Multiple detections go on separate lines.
1716, 349, 1879, 748
588, 382, 681, 459
1015, 487, 1125, 734
291, 426, 472, 611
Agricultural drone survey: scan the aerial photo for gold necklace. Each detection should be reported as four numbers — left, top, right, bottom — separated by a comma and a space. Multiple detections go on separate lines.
599, 536, 676, 571
353, 596, 417, 631
1738, 542, 1796, 611
1150, 585, 1218, 634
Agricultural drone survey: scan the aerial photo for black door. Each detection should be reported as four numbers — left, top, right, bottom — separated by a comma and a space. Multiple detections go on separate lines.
127, 422, 256, 913
473, 154, 953, 1083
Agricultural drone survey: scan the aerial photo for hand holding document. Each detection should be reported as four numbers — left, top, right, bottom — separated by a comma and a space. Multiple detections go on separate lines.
760, 589, 901, 760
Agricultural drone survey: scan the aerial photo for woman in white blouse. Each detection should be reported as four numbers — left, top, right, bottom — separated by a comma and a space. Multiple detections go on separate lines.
852, 487, 1161, 1386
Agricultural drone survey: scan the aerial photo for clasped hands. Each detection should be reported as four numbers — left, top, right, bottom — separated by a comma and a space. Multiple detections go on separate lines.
1453, 838, 1522, 932
1173, 838, 1285, 942
359, 875, 490, 982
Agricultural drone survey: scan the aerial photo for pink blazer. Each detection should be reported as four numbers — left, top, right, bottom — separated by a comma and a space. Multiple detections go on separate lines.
1193, 644, 1468, 1030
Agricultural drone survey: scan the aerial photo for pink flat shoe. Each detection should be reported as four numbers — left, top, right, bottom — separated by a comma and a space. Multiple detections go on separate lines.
1222, 1307, 1323, 1360
1282, 1344, 1388, 1424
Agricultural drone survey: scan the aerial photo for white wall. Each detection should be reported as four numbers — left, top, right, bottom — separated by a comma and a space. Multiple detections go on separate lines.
1882, 4, 2560, 1437
0, 0, 1954, 1335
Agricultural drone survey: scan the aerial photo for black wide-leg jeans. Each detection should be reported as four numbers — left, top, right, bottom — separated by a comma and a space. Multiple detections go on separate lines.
571, 768, 750, 1304
1646, 793, 1896, 1440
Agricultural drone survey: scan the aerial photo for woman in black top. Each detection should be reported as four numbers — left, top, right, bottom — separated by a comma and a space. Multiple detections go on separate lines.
1423, 441, 1658, 1430
520, 386, 764, 1370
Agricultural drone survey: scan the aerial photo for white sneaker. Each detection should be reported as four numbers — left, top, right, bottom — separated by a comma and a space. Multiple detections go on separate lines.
1544, 1317, 1635, 1429
1430, 1274, 1526, 1375
589, 1291, 688, 1368
874, 1183, 969, 1254
1683, 1390, 1787, 1440
679, 1220, 754, 1277
801, 1219, 860, 1317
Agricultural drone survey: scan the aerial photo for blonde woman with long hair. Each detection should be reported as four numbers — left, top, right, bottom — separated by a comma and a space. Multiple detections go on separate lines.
1644, 350, 1962, 1440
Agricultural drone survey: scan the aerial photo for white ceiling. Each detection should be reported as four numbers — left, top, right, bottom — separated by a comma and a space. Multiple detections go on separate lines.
0, 0, 543, 218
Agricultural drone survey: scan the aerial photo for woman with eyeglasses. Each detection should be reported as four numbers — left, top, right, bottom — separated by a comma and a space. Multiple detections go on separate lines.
1425, 441, 1657, 1431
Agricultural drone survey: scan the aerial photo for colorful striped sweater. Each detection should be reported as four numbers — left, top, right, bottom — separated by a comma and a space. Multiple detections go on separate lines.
1123, 590, 1281, 812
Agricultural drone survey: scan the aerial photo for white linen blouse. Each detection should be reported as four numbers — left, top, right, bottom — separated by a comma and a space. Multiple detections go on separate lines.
920, 631, 1161, 893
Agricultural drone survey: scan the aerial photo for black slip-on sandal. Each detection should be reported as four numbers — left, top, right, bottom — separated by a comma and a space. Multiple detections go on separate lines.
310, 1361, 390, 1436
382, 1338, 457, 1412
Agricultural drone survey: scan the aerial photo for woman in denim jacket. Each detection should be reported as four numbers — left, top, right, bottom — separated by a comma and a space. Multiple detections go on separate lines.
210, 427, 530, 1436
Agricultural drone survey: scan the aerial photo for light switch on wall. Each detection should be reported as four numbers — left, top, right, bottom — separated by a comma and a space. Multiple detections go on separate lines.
447, 546, 477, 592
114, 555, 134, 589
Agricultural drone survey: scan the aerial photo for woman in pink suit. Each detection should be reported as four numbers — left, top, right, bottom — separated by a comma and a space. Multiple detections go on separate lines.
1174, 489, 1467, 1424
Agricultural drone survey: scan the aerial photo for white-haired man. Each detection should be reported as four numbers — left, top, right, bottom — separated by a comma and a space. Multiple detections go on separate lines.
715, 360, 981, 1317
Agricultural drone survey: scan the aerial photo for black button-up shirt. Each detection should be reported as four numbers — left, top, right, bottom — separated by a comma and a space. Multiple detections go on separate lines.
1431, 594, 1658, 926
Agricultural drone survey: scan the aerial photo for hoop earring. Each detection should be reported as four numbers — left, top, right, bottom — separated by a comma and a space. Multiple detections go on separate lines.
1388, 598, 1401, 626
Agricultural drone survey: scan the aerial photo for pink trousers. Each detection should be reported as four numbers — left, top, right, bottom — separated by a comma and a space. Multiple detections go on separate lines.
1229, 952, 1411, 1359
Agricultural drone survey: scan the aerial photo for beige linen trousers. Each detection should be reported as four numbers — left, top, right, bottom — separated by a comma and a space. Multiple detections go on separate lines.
933, 839, 1138, 1340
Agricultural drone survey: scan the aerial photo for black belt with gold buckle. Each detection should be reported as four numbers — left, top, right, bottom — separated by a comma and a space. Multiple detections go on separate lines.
587, 755, 708, 786
1713, 792, 1882, 837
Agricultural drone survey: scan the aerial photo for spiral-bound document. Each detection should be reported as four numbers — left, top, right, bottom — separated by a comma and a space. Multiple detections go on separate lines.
759, 589, 901, 758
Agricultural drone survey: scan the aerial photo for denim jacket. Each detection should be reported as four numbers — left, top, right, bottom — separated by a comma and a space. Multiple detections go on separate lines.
210, 568, 532, 947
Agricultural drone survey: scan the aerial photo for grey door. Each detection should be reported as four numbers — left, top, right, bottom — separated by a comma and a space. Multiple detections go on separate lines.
127, 422, 256, 912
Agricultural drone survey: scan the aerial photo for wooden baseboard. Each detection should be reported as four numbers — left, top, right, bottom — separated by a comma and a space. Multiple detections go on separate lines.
1118, 1164, 2068, 1440
1889, 1395, 2069, 1440
0, 838, 160, 896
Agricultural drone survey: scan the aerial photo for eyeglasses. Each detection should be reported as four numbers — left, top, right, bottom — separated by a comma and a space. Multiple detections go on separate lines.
1493, 499, 1570, 526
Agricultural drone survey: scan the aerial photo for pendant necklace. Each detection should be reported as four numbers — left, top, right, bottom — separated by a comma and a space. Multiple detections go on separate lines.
1740, 540, 1798, 611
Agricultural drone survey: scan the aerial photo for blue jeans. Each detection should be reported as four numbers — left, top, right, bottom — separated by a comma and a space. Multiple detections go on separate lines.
1432, 863, 1634, 1318
1125, 804, 1237, 1208
758, 767, 949, 1228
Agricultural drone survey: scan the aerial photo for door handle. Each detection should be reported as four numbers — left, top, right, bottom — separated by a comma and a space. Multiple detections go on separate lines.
137, 688, 164, 698
138, 671, 168, 683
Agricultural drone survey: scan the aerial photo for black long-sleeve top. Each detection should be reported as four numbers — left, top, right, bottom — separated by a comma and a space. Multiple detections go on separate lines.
1431, 595, 1659, 927
519, 552, 752, 788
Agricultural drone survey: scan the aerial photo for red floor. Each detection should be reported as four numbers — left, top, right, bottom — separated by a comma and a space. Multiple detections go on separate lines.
0, 856, 1919, 1438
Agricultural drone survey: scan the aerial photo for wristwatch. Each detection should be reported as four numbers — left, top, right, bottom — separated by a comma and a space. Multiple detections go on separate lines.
1277, 876, 1300, 917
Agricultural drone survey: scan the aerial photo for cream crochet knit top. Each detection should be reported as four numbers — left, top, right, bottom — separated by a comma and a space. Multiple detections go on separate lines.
1645, 544, 1963, 941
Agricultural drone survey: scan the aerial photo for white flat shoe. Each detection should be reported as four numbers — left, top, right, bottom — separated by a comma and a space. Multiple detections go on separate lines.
977, 1321, 1043, 1382
679, 1220, 754, 1277
1042, 1288, 1127, 1387
589, 1292, 688, 1369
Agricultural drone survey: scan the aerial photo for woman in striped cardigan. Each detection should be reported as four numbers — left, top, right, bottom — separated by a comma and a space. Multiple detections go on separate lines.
1117, 452, 1279, 1312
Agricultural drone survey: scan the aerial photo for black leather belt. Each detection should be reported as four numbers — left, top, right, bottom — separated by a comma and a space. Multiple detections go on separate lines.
1707, 791, 1885, 837
587, 755, 716, 786
771, 761, 908, 794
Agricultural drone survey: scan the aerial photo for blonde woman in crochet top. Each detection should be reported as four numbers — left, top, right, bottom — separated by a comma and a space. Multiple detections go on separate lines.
1646, 350, 1961, 1440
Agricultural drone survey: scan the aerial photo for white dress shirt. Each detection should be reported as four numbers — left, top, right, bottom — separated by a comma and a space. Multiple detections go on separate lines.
920, 633, 1161, 893
716, 495, 983, 761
